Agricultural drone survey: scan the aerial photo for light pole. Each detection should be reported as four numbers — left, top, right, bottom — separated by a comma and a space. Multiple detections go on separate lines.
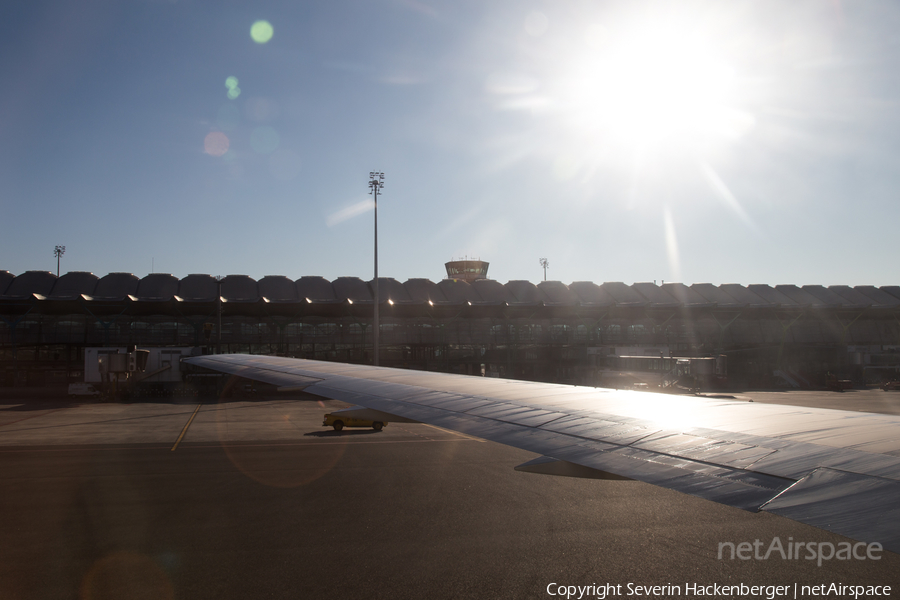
539, 257, 549, 281
216, 275, 223, 355
369, 171, 384, 366
54, 245, 66, 277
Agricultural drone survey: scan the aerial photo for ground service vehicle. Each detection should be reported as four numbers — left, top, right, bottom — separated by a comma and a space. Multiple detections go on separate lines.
323, 413, 385, 431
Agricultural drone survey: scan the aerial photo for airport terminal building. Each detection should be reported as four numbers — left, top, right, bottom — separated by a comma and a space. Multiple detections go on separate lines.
2, 262, 900, 390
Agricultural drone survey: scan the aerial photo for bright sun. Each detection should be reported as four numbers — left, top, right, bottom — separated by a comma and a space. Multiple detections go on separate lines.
556, 21, 750, 152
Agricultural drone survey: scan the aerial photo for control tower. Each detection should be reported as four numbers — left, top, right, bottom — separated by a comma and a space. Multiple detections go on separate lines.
444, 258, 489, 282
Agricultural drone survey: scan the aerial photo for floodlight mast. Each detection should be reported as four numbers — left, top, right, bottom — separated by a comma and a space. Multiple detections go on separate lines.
539, 257, 549, 281
216, 276, 223, 355
369, 171, 385, 366
54, 245, 66, 277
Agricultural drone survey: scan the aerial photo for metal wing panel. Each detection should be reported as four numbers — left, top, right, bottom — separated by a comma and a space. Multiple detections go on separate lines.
819, 452, 900, 479
373, 390, 472, 409
397, 376, 510, 397
660, 477, 783, 510
608, 446, 736, 480
465, 402, 533, 419
697, 444, 778, 469
790, 425, 900, 454
538, 416, 604, 434
495, 427, 598, 457
554, 446, 787, 510
633, 432, 724, 454
465, 403, 569, 428
762, 468, 900, 552
310, 376, 422, 399
745, 445, 864, 480
502, 410, 570, 428
418, 396, 496, 413
457, 385, 571, 403
185, 355, 323, 388
558, 422, 659, 446
385, 390, 462, 407
631, 433, 778, 469
358, 399, 449, 424
687, 427, 797, 450
476, 421, 551, 447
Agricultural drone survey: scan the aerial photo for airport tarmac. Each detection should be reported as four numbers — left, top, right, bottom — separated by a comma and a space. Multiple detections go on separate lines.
1, 390, 898, 600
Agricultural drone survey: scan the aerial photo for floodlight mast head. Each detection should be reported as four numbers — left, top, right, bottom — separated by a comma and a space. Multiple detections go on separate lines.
54, 245, 66, 276
368, 171, 385, 194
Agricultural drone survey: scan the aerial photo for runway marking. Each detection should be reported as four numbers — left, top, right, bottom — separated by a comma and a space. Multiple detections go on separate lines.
171, 403, 202, 452
1, 409, 213, 433
0, 445, 172, 453
0, 407, 67, 428
191, 438, 479, 448
0, 438, 480, 452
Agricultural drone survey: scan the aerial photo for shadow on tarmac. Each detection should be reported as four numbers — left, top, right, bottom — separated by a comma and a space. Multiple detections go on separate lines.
304, 429, 383, 437
0, 401, 86, 412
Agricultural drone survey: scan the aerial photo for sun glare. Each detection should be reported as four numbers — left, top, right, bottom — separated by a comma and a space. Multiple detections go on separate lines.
559, 21, 748, 151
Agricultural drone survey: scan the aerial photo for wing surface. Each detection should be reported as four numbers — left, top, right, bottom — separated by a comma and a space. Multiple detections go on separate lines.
184, 354, 900, 552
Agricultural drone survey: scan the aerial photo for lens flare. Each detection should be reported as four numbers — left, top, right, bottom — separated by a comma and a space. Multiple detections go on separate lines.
213, 379, 347, 488
245, 96, 280, 122
664, 208, 681, 283
81, 552, 174, 600
250, 20, 274, 44
204, 131, 230, 157
225, 76, 241, 100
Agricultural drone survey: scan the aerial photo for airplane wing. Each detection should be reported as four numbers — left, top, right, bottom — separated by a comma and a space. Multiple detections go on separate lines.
184, 354, 900, 553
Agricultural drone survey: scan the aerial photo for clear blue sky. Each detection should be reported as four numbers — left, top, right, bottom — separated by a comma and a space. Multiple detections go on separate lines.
2, 0, 899, 286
